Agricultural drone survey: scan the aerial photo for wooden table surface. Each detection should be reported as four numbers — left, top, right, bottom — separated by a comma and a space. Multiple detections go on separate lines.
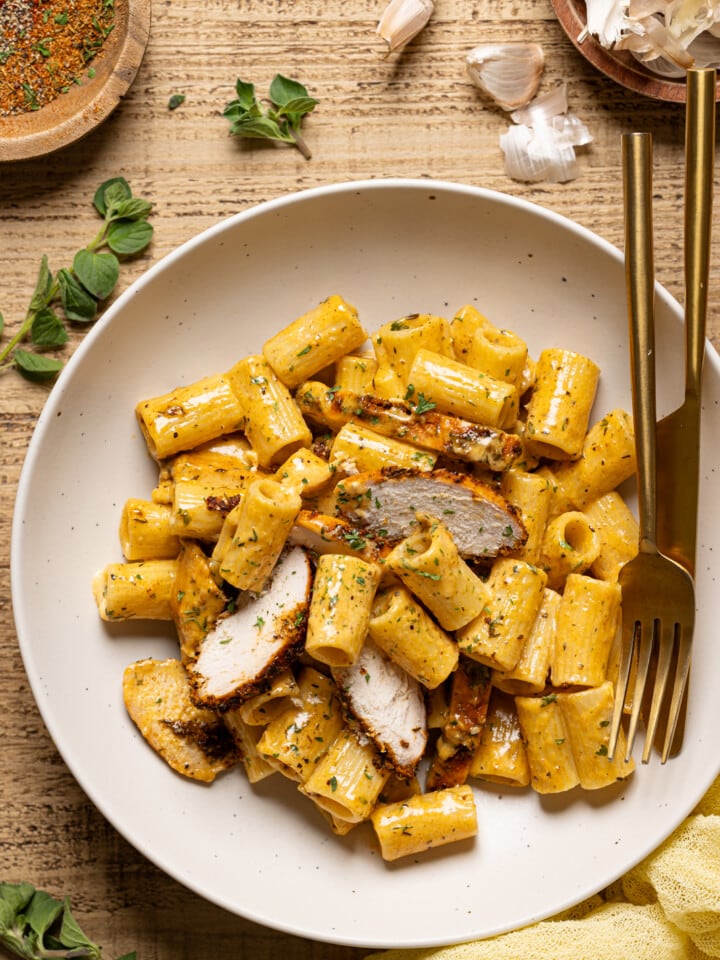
1, 1, 718, 958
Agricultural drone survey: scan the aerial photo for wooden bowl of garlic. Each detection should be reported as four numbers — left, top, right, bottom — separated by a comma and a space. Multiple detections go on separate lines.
551, 0, 720, 103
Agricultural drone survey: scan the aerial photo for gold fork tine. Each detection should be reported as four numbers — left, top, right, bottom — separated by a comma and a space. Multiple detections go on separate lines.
661, 630, 692, 762
643, 621, 674, 763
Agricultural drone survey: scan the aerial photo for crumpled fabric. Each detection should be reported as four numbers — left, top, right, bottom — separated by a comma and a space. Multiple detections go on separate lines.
366, 775, 720, 960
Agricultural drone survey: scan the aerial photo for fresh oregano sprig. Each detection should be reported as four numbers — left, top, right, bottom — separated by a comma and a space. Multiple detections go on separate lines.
223, 74, 318, 159
0, 177, 153, 383
0, 881, 135, 960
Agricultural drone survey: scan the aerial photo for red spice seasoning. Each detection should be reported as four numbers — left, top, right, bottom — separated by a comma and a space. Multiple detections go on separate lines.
0, 0, 115, 117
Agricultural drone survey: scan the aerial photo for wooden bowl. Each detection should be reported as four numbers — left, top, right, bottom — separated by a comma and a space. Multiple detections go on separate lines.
552, 0, 720, 103
0, 0, 151, 162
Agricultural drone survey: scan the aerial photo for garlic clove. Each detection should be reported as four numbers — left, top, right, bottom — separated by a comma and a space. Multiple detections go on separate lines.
466, 42, 545, 111
377, 0, 434, 53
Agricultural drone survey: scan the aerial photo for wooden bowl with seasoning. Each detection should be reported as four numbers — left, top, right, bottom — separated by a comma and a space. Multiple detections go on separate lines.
0, 0, 151, 162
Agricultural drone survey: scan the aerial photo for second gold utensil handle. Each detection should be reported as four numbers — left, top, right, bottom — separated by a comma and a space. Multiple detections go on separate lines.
685, 68, 715, 403
623, 131, 657, 554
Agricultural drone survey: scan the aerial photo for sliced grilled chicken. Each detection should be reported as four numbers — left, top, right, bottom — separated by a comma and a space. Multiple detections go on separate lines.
123, 658, 238, 782
296, 382, 522, 471
333, 639, 427, 779
426, 658, 492, 791
189, 546, 311, 709
288, 510, 387, 562
333, 467, 527, 559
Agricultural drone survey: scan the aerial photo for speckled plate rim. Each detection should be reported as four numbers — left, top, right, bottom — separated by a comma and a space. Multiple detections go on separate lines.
11, 179, 720, 948
0, 0, 151, 163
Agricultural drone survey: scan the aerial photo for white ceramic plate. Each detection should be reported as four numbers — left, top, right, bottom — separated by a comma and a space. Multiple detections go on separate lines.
12, 179, 720, 949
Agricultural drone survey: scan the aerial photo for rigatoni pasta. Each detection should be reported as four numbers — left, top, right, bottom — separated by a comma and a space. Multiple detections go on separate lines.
95, 292, 641, 864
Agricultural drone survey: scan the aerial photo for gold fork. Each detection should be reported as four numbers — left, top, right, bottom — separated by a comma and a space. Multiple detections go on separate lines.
607, 131, 696, 765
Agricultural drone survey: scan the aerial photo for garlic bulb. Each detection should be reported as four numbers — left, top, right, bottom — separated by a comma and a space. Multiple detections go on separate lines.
466, 42, 545, 111
377, 0, 434, 53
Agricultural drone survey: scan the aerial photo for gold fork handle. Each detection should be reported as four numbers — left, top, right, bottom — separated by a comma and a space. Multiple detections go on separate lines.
684, 68, 715, 403
623, 131, 657, 554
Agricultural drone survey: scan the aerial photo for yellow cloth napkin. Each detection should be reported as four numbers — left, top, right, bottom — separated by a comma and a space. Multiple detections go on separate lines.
367, 775, 720, 960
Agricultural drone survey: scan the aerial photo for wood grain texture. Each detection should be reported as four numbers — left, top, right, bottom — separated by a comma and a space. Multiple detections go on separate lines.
1, 0, 718, 957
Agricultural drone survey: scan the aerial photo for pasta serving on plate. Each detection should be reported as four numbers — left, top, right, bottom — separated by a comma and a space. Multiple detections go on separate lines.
93, 294, 638, 862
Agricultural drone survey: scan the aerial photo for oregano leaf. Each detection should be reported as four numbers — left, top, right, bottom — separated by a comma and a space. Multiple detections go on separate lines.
93, 177, 131, 217
31, 308, 68, 347
14, 350, 64, 381
108, 197, 153, 222
73, 249, 120, 300
28, 255, 54, 312
57, 268, 98, 323
107, 219, 154, 255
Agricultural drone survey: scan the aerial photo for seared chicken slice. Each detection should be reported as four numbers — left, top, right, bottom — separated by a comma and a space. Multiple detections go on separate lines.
295, 382, 522, 471
426, 658, 492, 791
123, 657, 238, 782
189, 546, 311, 709
333, 639, 427, 779
333, 467, 526, 559
288, 510, 387, 562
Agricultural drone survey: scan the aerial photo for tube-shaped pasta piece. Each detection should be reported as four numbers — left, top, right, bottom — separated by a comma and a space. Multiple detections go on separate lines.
92, 560, 177, 621
524, 348, 600, 460
223, 709, 278, 783
515, 692, 580, 794
262, 295, 366, 389
257, 667, 344, 783
329, 421, 437, 475
302, 728, 391, 823
583, 492, 639, 582
450, 304, 492, 362
550, 409, 637, 509
500, 469, 553, 563
539, 510, 601, 590
170, 457, 257, 540
119, 498, 181, 561
214, 477, 302, 592
385, 515, 490, 631
136, 373, 246, 461
273, 448, 335, 497
171, 540, 228, 664
557, 682, 635, 788
466, 324, 528, 387
368, 585, 458, 688
373, 313, 454, 389
335, 353, 377, 393
370, 785, 477, 861
305, 554, 382, 666
469, 689, 530, 787
236, 669, 299, 726
456, 558, 547, 672
551, 573, 621, 687
227, 355, 312, 468
493, 587, 560, 696
407, 348, 518, 429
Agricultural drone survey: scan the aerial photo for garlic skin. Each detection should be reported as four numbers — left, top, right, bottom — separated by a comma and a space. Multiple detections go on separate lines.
377, 0, 434, 53
500, 82, 592, 184
466, 42, 545, 111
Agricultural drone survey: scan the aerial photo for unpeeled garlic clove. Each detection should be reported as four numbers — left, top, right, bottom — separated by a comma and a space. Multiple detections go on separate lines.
377, 0, 434, 53
466, 42, 545, 111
